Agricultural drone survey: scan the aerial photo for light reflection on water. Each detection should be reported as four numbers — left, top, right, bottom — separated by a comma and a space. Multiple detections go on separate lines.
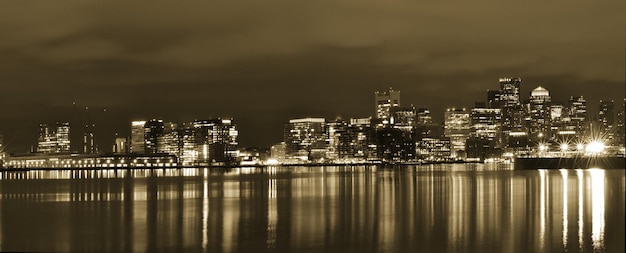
0, 165, 624, 253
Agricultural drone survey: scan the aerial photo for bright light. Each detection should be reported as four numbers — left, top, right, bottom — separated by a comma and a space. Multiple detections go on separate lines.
539, 144, 547, 152
576, 143, 584, 151
585, 141, 605, 154
560, 144, 569, 152
265, 159, 279, 165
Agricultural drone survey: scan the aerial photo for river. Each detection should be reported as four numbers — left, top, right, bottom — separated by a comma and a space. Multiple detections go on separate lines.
0, 164, 624, 253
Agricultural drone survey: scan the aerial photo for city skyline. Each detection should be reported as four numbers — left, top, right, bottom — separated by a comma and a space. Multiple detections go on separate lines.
1, 1, 624, 152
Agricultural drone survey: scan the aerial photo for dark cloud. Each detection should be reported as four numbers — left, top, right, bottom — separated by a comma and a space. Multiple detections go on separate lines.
0, 0, 624, 152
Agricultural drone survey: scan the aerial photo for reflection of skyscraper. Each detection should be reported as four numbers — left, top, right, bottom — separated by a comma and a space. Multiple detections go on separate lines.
130, 121, 146, 154
445, 108, 470, 158
375, 88, 400, 121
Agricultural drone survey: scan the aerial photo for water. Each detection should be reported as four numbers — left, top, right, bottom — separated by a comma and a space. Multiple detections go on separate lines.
0, 164, 624, 253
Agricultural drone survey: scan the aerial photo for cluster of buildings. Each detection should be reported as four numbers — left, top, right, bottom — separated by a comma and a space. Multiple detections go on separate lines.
272, 78, 625, 164
1, 77, 624, 168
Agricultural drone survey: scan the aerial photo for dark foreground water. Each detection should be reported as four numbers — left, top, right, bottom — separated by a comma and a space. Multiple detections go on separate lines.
0, 164, 624, 253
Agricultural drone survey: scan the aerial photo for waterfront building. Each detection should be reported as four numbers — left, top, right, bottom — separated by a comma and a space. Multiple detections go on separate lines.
376, 127, 415, 162
416, 137, 451, 161
349, 117, 377, 160
144, 119, 165, 154
326, 119, 351, 160
284, 118, 327, 161
444, 108, 470, 159
156, 122, 179, 156
374, 87, 400, 127
467, 104, 502, 161
616, 99, 625, 146
270, 142, 287, 162
113, 137, 128, 154
193, 118, 239, 163
130, 121, 146, 154
37, 122, 70, 153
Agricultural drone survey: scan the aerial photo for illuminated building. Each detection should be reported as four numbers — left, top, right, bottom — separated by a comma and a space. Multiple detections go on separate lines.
37, 122, 70, 153
130, 121, 146, 154
529, 86, 552, 140
415, 107, 440, 140
192, 118, 239, 163
444, 108, 470, 158
178, 126, 197, 166
284, 118, 327, 161
113, 137, 128, 154
466, 104, 502, 161
270, 142, 287, 161
374, 87, 400, 126
326, 119, 351, 160
597, 100, 615, 144
144, 119, 165, 154
416, 137, 451, 161
487, 89, 501, 109
498, 77, 524, 138
616, 99, 625, 146
348, 117, 377, 160
156, 122, 179, 156
567, 96, 587, 134
376, 127, 415, 162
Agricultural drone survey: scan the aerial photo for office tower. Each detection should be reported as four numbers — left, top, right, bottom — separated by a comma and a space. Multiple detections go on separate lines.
284, 118, 327, 161
598, 100, 615, 144
444, 108, 471, 158
179, 125, 197, 165
156, 122, 179, 155
498, 78, 524, 137
37, 122, 71, 153
567, 96, 587, 134
192, 118, 239, 163
416, 137, 451, 161
466, 104, 502, 161
143, 119, 165, 154
349, 117, 377, 160
374, 87, 401, 121
326, 119, 350, 160
616, 99, 625, 146
270, 142, 287, 161
130, 121, 146, 154
528, 86, 552, 139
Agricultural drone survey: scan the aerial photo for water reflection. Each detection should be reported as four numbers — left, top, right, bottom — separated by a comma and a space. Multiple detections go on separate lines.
0, 166, 623, 253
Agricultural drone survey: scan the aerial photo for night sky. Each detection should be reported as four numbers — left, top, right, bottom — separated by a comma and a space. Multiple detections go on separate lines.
1, 1, 624, 153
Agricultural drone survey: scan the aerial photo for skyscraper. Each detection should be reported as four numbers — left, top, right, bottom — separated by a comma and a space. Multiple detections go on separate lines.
567, 96, 587, 135
130, 120, 146, 154
144, 119, 165, 154
598, 100, 615, 144
284, 118, 327, 161
37, 122, 70, 153
528, 86, 552, 138
444, 108, 471, 158
374, 87, 400, 121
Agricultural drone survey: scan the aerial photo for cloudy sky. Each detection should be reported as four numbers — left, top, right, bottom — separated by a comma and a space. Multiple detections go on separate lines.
0, 0, 624, 152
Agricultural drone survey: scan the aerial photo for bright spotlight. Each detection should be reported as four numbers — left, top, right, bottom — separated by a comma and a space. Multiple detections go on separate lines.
576, 143, 584, 151
585, 141, 605, 154
539, 144, 547, 152
560, 143, 569, 152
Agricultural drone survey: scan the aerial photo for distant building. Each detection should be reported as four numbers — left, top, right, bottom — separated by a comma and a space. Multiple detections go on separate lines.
37, 122, 70, 153
567, 96, 587, 135
284, 118, 327, 161
113, 137, 128, 154
444, 108, 470, 159
130, 121, 146, 154
156, 122, 179, 156
467, 104, 502, 161
144, 119, 165, 154
498, 77, 524, 139
193, 118, 239, 163
374, 87, 401, 126
270, 142, 287, 161
348, 117, 377, 160
416, 137, 451, 161
616, 99, 625, 146
598, 100, 615, 144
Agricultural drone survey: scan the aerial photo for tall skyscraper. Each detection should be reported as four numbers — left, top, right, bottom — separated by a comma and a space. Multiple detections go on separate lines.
284, 118, 327, 161
598, 100, 615, 144
144, 119, 165, 154
444, 108, 471, 158
374, 87, 400, 121
528, 86, 552, 138
130, 120, 146, 154
193, 118, 239, 163
616, 99, 625, 146
498, 78, 523, 136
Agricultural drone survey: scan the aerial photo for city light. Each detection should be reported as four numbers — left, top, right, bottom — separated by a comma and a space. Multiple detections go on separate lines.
585, 141, 606, 155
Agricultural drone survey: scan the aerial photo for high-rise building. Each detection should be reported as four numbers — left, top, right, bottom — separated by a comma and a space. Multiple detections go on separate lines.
144, 119, 165, 154
192, 118, 239, 163
113, 137, 128, 154
598, 100, 615, 144
567, 96, 587, 134
130, 121, 146, 154
616, 99, 625, 147
374, 87, 400, 121
466, 104, 503, 161
326, 119, 350, 160
348, 117, 377, 160
37, 122, 70, 153
444, 108, 470, 158
284, 118, 327, 161
156, 122, 179, 156
498, 78, 524, 137
528, 86, 552, 138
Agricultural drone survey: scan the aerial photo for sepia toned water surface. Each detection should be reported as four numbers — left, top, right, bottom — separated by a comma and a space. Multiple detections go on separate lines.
0, 164, 624, 253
